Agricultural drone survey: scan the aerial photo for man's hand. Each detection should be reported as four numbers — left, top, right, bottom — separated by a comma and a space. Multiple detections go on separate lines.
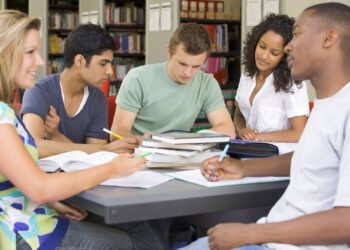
208, 223, 253, 250
48, 201, 88, 221
44, 106, 61, 139
200, 156, 244, 181
104, 137, 140, 153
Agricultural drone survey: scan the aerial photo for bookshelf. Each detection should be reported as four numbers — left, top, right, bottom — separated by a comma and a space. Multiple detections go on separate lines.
48, 0, 79, 74
3, 0, 28, 12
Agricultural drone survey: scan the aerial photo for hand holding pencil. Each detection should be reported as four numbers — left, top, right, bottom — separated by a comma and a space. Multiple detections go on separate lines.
103, 128, 139, 153
200, 145, 245, 181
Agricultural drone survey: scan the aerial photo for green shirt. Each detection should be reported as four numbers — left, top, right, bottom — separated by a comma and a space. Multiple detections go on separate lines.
117, 62, 225, 135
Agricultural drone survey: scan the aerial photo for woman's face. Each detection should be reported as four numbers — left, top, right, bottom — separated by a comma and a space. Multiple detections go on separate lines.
255, 30, 285, 75
14, 29, 44, 89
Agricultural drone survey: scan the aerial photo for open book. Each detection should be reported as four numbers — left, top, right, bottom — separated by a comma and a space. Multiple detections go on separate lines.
37, 151, 174, 188
38, 151, 118, 173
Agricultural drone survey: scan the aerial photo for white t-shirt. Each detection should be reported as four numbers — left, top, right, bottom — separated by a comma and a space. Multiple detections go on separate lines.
258, 82, 350, 250
235, 74, 309, 132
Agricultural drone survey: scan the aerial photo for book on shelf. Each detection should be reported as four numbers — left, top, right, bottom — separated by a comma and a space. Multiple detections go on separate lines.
141, 137, 216, 151
151, 132, 230, 144
38, 150, 173, 188
180, 0, 189, 18
206, 1, 216, 19
215, 1, 225, 20
165, 169, 289, 187
197, 1, 206, 19
189, 0, 198, 18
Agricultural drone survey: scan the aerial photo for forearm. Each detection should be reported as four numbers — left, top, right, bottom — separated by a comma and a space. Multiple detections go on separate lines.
248, 207, 350, 246
110, 126, 137, 142
256, 129, 302, 143
39, 163, 114, 203
211, 123, 236, 138
49, 131, 72, 143
242, 152, 292, 177
234, 113, 246, 137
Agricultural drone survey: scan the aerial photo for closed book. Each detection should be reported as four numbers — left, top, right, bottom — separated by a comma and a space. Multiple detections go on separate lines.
151, 132, 230, 144
141, 138, 215, 151
138, 146, 199, 157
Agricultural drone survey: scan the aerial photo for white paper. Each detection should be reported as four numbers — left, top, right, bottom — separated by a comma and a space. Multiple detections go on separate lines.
102, 171, 174, 188
263, 0, 279, 16
160, 2, 172, 31
166, 169, 289, 187
149, 3, 160, 32
89, 10, 99, 25
246, 0, 262, 26
80, 11, 90, 24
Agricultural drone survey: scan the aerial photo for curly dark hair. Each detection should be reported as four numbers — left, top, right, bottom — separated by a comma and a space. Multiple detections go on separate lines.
243, 13, 300, 93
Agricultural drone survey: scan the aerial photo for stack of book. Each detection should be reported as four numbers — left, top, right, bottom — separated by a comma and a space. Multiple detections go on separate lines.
138, 132, 230, 168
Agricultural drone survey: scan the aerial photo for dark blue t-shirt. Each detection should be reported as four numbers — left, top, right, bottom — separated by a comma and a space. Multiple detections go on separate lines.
20, 74, 108, 143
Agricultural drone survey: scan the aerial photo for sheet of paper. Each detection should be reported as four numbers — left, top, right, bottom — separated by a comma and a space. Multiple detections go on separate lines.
149, 3, 160, 32
165, 169, 289, 187
89, 10, 98, 25
160, 2, 172, 31
102, 170, 174, 188
246, 0, 262, 26
263, 0, 279, 16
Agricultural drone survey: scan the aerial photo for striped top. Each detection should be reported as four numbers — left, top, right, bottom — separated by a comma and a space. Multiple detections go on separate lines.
0, 102, 68, 250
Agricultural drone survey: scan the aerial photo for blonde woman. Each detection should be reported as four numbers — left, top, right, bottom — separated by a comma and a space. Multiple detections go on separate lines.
0, 10, 164, 250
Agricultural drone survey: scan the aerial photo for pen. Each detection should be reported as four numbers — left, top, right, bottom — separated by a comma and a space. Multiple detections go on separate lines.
219, 144, 230, 162
103, 128, 124, 140
210, 144, 230, 181
134, 152, 153, 159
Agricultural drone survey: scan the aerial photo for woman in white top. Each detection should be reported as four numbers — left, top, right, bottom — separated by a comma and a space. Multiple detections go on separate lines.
235, 14, 309, 142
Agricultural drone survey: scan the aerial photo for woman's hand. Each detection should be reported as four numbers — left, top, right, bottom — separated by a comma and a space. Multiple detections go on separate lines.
47, 201, 88, 221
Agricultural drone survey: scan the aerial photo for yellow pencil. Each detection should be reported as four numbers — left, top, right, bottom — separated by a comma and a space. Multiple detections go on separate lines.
103, 128, 124, 140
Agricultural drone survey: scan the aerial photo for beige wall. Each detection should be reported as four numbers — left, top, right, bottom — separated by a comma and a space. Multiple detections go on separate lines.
241, 0, 350, 100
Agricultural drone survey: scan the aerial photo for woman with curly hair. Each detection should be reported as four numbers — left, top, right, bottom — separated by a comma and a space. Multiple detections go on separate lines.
234, 14, 309, 142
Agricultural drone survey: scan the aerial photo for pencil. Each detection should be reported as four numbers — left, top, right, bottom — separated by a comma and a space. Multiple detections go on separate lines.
103, 128, 124, 140
219, 144, 230, 162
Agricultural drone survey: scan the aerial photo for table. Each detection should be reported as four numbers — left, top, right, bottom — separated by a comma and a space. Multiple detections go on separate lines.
66, 177, 288, 224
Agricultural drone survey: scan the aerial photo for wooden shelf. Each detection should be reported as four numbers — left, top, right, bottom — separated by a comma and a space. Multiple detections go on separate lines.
113, 52, 145, 58
105, 24, 145, 31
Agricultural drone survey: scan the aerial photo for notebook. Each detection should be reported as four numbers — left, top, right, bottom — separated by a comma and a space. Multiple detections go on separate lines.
141, 138, 216, 151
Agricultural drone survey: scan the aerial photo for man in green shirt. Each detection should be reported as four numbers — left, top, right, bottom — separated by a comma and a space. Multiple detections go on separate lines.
110, 23, 235, 140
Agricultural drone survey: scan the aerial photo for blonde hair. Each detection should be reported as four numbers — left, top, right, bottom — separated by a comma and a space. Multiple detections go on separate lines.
0, 10, 41, 104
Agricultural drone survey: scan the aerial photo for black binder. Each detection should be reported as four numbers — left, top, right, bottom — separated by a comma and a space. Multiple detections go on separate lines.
217, 139, 279, 159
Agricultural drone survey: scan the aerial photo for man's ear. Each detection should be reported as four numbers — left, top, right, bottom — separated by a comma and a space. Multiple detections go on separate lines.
74, 54, 86, 68
166, 46, 172, 60
322, 29, 340, 48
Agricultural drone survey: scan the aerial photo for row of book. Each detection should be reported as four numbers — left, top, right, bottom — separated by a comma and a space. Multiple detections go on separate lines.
111, 58, 144, 81
202, 57, 227, 85
180, 0, 241, 21
49, 11, 79, 30
110, 33, 144, 53
205, 24, 229, 52
48, 34, 66, 54
105, 3, 145, 25
48, 58, 64, 74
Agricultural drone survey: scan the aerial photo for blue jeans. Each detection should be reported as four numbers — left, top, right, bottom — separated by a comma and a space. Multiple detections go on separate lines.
17, 220, 169, 250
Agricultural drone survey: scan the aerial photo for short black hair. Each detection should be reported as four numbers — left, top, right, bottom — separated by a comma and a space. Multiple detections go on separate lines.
64, 23, 115, 68
243, 13, 297, 93
305, 2, 350, 65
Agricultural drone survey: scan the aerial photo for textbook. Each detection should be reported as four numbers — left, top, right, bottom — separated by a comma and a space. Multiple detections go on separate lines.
138, 146, 199, 157
151, 132, 230, 144
165, 169, 289, 187
38, 151, 118, 173
141, 138, 216, 151
38, 151, 173, 188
